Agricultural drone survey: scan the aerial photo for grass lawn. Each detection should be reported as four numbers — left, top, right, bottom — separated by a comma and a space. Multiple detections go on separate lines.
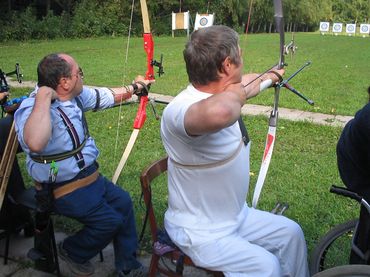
1, 32, 367, 259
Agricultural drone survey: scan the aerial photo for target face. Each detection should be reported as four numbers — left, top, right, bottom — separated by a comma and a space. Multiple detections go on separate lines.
360, 24, 370, 33
199, 17, 209, 26
333, 23, 342, 32
320, 22, 329, 31
346, 24, 355, 33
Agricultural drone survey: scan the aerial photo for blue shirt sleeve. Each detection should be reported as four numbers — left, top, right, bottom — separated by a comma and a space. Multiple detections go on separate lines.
14, 85, 115, 183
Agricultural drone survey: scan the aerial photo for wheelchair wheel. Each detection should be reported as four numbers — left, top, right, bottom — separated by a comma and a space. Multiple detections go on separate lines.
310, 219, 358, 275
311, 264, 370, 277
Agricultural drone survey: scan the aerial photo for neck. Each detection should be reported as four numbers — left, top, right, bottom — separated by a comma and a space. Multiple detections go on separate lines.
55, 87, 74, 102
193, 82, 223, 94
193, 79, 235, 94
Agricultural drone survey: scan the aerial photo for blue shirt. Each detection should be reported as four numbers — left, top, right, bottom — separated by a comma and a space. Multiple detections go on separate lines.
14, 86, 115, 183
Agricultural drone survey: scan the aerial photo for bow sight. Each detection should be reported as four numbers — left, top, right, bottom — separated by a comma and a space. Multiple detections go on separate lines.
151, 54, 164, 77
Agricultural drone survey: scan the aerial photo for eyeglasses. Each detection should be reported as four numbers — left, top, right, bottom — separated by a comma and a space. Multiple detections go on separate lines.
71, 67, 84, 80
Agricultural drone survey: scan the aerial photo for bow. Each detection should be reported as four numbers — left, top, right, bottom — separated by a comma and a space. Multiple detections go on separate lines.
112, 0, 163, 183
252, 0, 285, 208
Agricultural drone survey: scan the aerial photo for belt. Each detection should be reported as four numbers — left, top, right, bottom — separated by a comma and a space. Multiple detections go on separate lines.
35, 170, 99, 199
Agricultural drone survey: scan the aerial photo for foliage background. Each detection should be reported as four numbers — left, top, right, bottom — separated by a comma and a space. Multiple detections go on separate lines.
0, 0, 370, 41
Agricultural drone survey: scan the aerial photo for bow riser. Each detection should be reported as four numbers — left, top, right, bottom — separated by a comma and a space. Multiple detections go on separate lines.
133, 96, 148, 129
273, 0, 285, 70
143, 33, 155, 80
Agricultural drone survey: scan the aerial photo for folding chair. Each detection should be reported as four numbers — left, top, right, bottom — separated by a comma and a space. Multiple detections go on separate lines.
0, 120, 103, 276
0, 120, 24, 265
140, 156, 223, 277
0, 119, 60, 274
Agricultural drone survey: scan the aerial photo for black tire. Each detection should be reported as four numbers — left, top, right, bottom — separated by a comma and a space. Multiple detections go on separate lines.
311, 264, 370, 277
310, 219, 358, 275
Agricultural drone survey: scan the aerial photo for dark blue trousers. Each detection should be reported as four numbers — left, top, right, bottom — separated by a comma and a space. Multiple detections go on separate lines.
53, 172, 141, 272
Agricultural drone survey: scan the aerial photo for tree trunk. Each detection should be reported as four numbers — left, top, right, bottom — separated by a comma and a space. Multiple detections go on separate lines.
256, 22, 261, 33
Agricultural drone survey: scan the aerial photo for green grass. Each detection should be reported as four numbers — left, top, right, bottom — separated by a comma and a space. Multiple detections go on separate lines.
2, 33, 370, 115
2, 33, 366, 262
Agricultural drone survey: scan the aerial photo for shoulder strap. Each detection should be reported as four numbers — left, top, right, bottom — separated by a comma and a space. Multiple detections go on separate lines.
56, 106, 85, 169
92, 89, 100, 112
238, 116, 250, 145
30, 99, 90, 169
75, 97, 90, 137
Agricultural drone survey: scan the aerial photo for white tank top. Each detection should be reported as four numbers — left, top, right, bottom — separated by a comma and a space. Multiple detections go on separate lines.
161, 84, 250, 231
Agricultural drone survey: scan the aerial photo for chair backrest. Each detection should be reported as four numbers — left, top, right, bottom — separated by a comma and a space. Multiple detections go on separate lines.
140, 156, 168, 243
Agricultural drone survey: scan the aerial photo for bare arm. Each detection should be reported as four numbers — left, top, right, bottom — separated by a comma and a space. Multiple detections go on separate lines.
110, 75, 155, 104
0, 92, 9, 101
23, 86, 56, 153
242, 68, 285, 99
185, 83, 246, 136
184, 69, 285, 136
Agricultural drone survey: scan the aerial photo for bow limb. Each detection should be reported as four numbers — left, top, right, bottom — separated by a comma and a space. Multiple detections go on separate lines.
112, 0, 154, 184
252, 0, 285, 208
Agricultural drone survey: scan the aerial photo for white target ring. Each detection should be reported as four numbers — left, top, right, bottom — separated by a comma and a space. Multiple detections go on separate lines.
320, 22, 329, 32
346, 24, 356, 34
360, 24, 370, 34
332, 23, 343, 33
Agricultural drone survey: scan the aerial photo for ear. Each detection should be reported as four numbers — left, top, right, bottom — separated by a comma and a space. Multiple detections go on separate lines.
221, 57, 232, 74
56, 77, 72, 96
58, 77, 70, 91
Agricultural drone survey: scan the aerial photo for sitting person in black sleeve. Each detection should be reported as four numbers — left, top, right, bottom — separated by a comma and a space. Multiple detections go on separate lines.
337, 86, 370, 264
337, 86, 370, 201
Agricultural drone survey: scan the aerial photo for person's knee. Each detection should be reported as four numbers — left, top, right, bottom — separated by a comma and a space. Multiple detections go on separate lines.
116, 189, 134, 213
281, 219, 307, 251
286, 220, 305, 241
100, 213, 124, 234
258, 252, 281, 277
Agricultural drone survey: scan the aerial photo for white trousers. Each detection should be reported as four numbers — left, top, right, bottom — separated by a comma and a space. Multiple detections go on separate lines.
166, 207, 309, 277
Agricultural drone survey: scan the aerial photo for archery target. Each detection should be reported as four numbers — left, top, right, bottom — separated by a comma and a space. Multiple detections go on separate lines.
360, 24, 370, 34
332, 23, 343, 33
172, 11, 189, 30
346, 24, 356, 34
199, 17, 209, 27
194, 13, 214, 30
319, 22, 329, 32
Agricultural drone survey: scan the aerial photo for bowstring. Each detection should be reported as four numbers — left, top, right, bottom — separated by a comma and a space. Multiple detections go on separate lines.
113, 0, 136, 168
